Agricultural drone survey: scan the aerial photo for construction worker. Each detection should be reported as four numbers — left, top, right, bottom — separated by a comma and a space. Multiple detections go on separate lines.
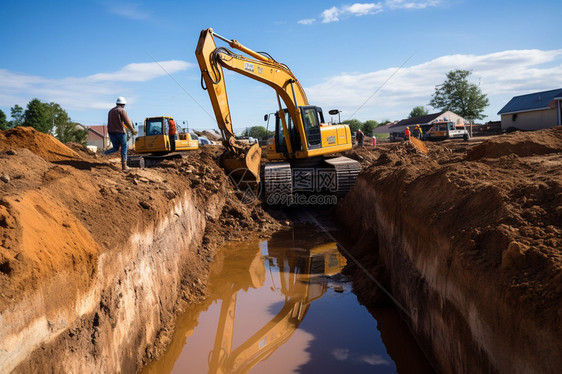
168, 118, 177, 152
404, 126, 411, 141
105, 96, 137, 170
356, 128, 364, 147
413, 124, 422, 140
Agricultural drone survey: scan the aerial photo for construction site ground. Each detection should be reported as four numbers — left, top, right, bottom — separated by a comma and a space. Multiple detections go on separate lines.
0, 126, 561, 372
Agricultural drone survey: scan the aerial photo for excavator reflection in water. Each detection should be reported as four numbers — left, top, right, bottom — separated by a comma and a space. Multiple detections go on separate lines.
207, 240, 346, 374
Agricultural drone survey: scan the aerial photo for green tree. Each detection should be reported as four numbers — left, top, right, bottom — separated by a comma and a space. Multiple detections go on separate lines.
429, 69, 489, 120
46, 102, 88, 145
408, 106, 428, 118
56, 122, 89, 145
342, 119, 362, 133
0, 109, 8, 130
24, 98, 52, 133
362, 120, 379, 135
243, 126, 268, 139
10, 104, 24, 128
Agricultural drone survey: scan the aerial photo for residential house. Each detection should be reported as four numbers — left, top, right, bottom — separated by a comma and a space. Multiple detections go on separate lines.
87, 125, 109, 151
498, 88, 562, 131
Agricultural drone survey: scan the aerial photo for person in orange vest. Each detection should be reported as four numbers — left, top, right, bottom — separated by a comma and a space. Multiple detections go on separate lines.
168, 118, 177, 152
404, 126, 411, 141
413, 124, 423, 139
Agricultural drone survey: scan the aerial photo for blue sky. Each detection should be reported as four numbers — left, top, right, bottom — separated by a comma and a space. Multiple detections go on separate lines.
1, 0, 561, 133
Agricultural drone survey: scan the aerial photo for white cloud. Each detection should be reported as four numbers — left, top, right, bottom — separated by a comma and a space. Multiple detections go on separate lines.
360, 354, 391, 366
321, 3, 384, 23
107, 2, 149, 20
347, 3, 383, 15
321, 6, 341, 23
88, 61, 191, 82
306, 49, 562, 121
385, 0, 442, 9
332, 348, 350, 360
308, 1, 440, 24
298, 18, 316, 25
0, 60, 193, 111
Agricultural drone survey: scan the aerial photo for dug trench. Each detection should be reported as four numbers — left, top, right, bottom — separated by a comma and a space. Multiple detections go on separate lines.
1, 126, 561, 373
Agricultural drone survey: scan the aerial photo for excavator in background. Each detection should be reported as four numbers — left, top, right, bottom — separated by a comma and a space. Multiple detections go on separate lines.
195, 28, 361, 202
128, 116, 198, 167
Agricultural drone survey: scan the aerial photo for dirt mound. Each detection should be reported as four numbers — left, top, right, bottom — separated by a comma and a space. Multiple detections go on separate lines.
195, 130, 222, 142
467, 126, 562, 160
0, 126, 81, 162
0, 128, 282, 311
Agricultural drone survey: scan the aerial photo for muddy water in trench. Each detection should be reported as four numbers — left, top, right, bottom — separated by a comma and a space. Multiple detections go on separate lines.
143, 224, 432, 374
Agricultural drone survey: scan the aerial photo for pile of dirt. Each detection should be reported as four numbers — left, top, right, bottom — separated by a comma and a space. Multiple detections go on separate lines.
194, 130, 222, 142
337, 128, 561, 371
0, 127, 282, 310
0, 126, 80, 162
467, 126, 562, 160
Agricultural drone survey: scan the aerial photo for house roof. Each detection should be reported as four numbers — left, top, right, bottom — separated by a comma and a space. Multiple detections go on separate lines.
497, 88, 562, 115
389, 112, 444, 129
87, 125, 108, 139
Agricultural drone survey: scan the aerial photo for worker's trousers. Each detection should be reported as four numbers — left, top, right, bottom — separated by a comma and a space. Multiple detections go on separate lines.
105, 132, 128, 159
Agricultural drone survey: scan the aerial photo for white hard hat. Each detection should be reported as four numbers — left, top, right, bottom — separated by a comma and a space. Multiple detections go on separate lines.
116, 96, 127, 105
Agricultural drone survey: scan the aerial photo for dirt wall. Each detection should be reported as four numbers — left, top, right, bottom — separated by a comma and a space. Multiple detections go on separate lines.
4, 191, 217, 373
337, 128, 562, 373
0, 127, 281, 373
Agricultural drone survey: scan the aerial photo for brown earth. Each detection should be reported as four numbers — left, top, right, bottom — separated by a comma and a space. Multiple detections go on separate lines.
338, 127, 562, 373
0, 127, 281, 308
0, 126, 283, 372
2, 125, 561, 372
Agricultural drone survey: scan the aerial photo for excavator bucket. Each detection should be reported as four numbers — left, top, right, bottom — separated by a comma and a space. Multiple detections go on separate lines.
222, 142, 262, 187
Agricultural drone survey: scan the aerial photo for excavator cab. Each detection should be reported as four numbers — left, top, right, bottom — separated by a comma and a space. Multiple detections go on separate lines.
269, 106, 324, 158
134, 116, 199, 154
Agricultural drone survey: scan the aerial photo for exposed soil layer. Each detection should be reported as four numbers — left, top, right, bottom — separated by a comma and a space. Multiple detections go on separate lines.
0, 126, 282, 373
337, 127, 562, 373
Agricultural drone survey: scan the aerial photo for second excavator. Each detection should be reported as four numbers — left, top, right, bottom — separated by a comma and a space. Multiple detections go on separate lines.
195, 28, 361, 202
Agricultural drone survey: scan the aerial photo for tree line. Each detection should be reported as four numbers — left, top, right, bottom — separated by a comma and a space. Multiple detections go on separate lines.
242, 119, 388, 140
0, 98, 88, 145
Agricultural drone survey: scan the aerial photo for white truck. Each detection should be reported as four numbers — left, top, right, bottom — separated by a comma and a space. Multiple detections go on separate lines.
425, 120, 470, 141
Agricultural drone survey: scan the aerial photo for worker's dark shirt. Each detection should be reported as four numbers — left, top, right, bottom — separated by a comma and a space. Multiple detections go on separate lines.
107, 106, 132, 133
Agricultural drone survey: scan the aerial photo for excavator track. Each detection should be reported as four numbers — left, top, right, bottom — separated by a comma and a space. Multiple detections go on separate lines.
262, 157, 361, 204
263, 163, 293, 205
323, 156, 362, 196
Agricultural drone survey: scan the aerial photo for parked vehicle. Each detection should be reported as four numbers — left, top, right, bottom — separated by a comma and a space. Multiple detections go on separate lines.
198, 136, 211, 146
426, 120, 469, 141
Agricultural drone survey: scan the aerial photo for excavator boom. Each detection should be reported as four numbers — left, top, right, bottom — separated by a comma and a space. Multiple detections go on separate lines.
196, 28, 262, 185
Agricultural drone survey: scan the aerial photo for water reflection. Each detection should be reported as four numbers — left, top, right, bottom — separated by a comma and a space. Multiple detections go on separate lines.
143, 225, 411, 374
208, 232, 346, 373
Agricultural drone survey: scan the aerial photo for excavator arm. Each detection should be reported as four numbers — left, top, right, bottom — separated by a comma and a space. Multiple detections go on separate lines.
196, 28, 309, 148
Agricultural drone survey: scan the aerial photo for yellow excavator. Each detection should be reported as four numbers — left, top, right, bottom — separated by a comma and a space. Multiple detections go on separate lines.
128, 116, 199, 167
195, 28, 361, 201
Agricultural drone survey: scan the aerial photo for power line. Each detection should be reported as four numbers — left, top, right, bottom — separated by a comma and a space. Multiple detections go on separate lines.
146, 52, 214, 121
347, 53, 416, 120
